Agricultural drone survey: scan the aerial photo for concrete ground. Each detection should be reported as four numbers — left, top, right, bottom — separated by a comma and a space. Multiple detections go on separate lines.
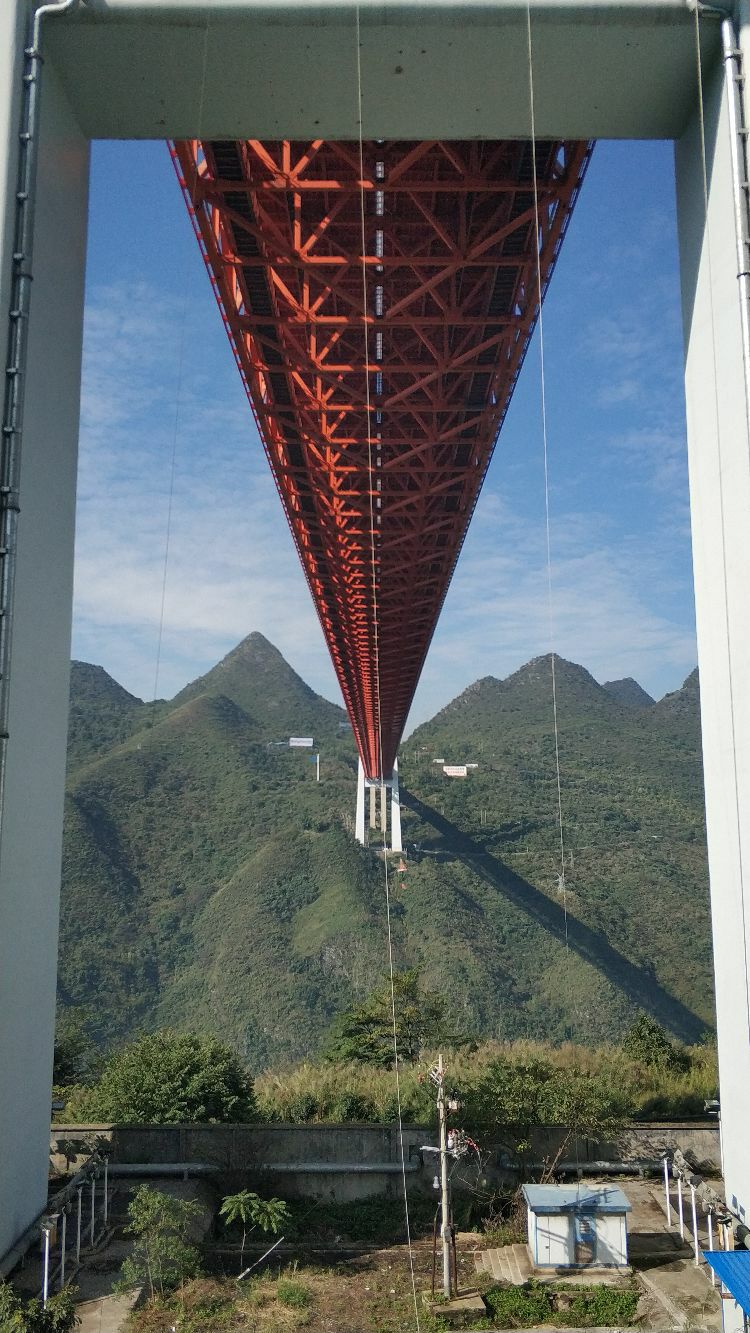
75, 1289, 140, 1333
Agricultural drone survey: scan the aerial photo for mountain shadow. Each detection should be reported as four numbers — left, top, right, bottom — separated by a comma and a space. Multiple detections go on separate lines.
400, 786, 706, 1043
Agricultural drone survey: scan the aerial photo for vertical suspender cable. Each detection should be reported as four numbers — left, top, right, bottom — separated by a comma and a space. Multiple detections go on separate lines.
0, 0, 79, 824
692, 1, 750, 1036
524, 5, 570, 971
151, 18, 211, 709
354, 10, 421, 1328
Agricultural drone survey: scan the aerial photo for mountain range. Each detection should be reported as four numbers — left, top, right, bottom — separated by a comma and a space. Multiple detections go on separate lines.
57, 634, 714, 1067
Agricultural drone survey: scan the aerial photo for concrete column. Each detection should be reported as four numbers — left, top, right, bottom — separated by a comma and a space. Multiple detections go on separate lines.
0, 2, 89, 1259
355, 758, 366, 845
379, 782, 387, 836
369, 783, 377, 829
390, 760, 402, 853
676, 46, 750, 1223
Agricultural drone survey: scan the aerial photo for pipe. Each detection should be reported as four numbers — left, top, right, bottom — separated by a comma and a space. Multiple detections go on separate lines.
691, 1185, 700, 1265
108, 1160, 420, 1177
526, 1159, 663, 1175
59, 1209, 66, 1291
663, 1157, 673, 1228
107, 1162, 216, 1178
41, 1224, 52, 1306
0, 0, 80, 821
720, 14, 750, 435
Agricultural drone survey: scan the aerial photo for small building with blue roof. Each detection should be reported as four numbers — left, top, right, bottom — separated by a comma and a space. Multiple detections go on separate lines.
522, 1184, 631, 1270
704, 1251, 750, 1333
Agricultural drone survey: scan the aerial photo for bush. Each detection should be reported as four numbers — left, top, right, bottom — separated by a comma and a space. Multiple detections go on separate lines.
0, 1282, 79, 1332
116, 1186, 202, 1300
74, 1031, 255, 1124
623, 1014, 690, 1071
330, 1092, 376, 1121
286, 1092, 319, 1123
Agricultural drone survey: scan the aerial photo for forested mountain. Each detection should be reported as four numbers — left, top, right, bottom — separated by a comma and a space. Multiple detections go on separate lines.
58, 637, 713, 1067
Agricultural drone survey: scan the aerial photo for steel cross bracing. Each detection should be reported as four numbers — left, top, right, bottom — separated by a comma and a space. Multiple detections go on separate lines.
171, 138, 592, 779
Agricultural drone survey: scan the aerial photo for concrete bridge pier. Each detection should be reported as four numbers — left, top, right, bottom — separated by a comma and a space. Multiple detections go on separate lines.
355, 760, 402, 853
0, 0, 88, 1263
676, 2, 750, 1251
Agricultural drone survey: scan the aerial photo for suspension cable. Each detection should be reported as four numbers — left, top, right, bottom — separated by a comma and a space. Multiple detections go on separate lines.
355, 9, 421, 1326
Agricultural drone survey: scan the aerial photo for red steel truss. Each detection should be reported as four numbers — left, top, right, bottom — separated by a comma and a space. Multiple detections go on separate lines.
171, 138, 592, 779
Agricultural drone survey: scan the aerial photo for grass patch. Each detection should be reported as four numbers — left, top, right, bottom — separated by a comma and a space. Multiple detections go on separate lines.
483, 1279, 640, 1329
277, 1278, 313, 1308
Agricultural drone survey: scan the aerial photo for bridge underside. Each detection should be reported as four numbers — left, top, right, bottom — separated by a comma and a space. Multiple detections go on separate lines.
172, 136, 591, 775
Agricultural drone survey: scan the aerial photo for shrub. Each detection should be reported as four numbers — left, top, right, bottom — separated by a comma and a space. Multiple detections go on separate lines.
74, 1031, 255, 1124
116, 1186, 202, 1300
330, 1092, 376, 1121
287, 1092, 319, 1123
0, 1283, 79, 1332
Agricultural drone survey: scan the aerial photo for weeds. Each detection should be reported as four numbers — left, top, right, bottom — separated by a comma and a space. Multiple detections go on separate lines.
255, 1038, 718, 1124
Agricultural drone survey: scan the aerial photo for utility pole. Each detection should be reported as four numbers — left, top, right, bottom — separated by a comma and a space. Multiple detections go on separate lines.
436, 1053, 452, 1300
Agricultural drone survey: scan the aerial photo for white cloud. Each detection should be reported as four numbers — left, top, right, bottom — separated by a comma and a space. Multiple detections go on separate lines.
73, 280, 341, 704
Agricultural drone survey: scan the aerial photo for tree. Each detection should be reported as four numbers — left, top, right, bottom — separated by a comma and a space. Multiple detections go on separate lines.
623, 1013, 689, 1070
75, 1030, 255, 1124
323, 970, 454, 1068
53, 1008, 99, 1087
219, 1190, 290, 1273
116, 1186, 202, 1300
469, 1055, 628, 1176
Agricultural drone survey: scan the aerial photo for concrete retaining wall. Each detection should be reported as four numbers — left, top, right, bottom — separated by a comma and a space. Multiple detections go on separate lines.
50, 1121, 721, 1202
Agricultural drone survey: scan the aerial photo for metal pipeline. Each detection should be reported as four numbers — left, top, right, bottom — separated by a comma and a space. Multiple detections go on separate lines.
0, 0, 79, 826
719, 13, 750, 435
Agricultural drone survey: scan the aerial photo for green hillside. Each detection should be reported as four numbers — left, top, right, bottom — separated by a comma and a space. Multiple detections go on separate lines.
58, 640, 714, 1065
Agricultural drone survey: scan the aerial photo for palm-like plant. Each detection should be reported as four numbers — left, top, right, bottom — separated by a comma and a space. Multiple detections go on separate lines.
219, 1190, 289, 1273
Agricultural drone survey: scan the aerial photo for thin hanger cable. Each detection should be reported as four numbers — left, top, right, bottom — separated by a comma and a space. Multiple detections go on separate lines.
355, 8, 421, 1327
525, 5, 569, 961
151, 18, 211, 709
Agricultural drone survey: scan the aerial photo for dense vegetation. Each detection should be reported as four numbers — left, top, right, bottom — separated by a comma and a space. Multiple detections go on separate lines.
58, 633, 713, 1064
253, 1035, 717, 1124
58, 1019, 717, 1125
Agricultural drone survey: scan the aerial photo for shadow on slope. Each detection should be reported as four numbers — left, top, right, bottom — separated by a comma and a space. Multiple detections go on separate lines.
400, 787, 705, 1043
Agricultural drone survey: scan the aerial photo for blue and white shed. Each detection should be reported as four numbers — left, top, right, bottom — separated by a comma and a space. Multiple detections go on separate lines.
522, 1184, 631, 1269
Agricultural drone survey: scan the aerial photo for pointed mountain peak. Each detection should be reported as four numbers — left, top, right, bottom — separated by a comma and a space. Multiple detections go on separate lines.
68, 662, 145, 771
654, 667, 700, 719
603, 677, 655, 709
170, 631, 344, 738
70, 660, 142, 708
505, 654, 609, 696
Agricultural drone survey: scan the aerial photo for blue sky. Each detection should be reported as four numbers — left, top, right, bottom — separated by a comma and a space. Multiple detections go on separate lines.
73, 139, 696, 727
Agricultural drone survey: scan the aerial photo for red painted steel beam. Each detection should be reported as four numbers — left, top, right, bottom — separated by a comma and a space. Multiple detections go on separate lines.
171, 138, 592, 779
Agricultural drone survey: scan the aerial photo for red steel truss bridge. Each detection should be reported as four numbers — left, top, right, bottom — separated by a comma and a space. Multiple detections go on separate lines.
171, 137, 592, 780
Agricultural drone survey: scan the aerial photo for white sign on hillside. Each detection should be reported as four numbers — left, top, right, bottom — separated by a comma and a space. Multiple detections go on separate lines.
443, 764, 468, 778
289, 737, 314, 747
